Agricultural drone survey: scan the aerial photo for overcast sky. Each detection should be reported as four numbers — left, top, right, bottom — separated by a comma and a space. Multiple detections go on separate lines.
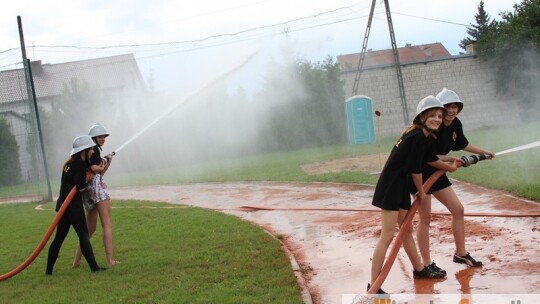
0, 0, 518, 92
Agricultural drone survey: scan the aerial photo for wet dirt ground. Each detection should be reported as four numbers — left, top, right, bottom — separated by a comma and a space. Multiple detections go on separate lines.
109, 179, 540, 304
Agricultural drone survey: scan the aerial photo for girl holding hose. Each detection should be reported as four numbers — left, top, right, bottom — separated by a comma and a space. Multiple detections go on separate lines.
46, 135, 106, 275
72, 123, 117, 267
369, 96, 458, 294
414, 88, 495, 275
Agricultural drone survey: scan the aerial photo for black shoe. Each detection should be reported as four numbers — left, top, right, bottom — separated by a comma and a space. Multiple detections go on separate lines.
91, 267, 107, 273
413, 265, 446, 279
453, 252, 483, 267
428, 261, 447, 276
367, 283, 388, 294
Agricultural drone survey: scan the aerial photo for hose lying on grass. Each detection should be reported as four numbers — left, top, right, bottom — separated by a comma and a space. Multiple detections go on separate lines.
0, 172, 92, 281
0, 186, 77, 281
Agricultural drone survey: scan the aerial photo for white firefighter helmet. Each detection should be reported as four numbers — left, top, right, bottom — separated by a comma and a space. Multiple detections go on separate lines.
88, 123, 109, 138
70, 135, 96, 156
413, 95, 444, 125
436, 88, 463, 113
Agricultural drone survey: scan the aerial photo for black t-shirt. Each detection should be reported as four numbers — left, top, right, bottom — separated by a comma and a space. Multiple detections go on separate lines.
382, 128, 438, 176
421, 118, 469, 178
433, 117, 469, 155
372, 128, 438, 209
415, 117, 470, 192
55, 156, 88, 212
89, 146, 102, 166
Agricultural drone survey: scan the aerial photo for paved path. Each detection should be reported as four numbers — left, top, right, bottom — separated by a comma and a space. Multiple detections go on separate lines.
110, 181, 540, 304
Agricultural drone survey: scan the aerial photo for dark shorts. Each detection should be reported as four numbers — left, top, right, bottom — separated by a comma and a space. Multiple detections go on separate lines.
372, 181, 412, 211
427, 173, 452, 194
408, 170, 453, 195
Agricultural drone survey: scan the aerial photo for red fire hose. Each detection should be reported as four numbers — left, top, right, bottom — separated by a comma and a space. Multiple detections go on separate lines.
365, 168, 446, 294
234, 206, 540, 217
0, 187, 76, 281
0, 172, 92, 281
366, 154, 492, 295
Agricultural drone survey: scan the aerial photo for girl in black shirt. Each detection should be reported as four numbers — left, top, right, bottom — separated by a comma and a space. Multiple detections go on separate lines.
415, 88, 494, 274
46, 135, 106, 275
369, 96, 457, 293
72, 123, 117, 268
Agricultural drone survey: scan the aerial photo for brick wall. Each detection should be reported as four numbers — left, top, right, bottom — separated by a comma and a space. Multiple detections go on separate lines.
341, 55, 519, 138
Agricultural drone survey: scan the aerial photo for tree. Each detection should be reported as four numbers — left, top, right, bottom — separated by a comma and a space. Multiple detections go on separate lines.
0, 118, 22, 186
459, 1, 493, 51
474, 0, 540, 120
258, 56, 347, 151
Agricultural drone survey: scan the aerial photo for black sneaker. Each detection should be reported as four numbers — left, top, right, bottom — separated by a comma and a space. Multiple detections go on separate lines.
453, 252, 483, 267
428, 261, 447, 276
367, 283, 388, 294
413, 265, 446, 279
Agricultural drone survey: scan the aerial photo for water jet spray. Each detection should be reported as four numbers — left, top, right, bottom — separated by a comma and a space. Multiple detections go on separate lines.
494, 140, 540, 156
113, 50, 260, 155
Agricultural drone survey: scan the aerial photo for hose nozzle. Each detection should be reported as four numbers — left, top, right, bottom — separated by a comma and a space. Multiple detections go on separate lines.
460, 154, 492, 167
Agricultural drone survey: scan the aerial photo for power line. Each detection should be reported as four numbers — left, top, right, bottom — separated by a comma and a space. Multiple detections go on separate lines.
0, 3, 471, 65
392, 11, 468, 27
26, 5, 359, 51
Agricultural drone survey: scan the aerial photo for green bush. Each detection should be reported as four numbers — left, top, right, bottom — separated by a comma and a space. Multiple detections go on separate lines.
0, 118, 22, 186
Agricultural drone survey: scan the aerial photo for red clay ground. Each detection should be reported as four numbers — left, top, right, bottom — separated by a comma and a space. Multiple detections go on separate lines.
109, 155, 540, 304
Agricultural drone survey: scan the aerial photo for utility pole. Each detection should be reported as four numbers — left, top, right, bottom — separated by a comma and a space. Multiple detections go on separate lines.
350, 0, 409, 125
17, 16, 53, 202
351, 0, 376, 96
384, 0, 409, 125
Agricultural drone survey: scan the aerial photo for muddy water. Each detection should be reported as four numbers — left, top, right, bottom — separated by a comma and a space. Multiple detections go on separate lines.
109, 181, 540, 304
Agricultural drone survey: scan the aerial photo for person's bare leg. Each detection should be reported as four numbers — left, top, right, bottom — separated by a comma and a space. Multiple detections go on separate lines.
72, 208, 98, 268
416, 195, 432, 266
97, 199, 116, 266
370, 210, 398, 285
433, 187, 466, 255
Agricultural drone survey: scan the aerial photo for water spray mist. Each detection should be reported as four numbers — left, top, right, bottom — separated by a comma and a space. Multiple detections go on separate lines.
113, 50, 260, 155
495, 140, 540, 156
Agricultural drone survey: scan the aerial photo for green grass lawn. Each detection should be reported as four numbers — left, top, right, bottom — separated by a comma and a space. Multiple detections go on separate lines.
0, 201, 303, 304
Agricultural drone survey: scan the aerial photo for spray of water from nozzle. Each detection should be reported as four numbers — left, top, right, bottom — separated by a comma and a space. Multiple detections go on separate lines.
460, 140, 540, 167
495, 140, 540, 156
112, 49, 260, 155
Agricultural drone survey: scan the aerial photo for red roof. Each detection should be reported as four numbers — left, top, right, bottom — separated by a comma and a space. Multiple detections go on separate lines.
337, 43, 451, 71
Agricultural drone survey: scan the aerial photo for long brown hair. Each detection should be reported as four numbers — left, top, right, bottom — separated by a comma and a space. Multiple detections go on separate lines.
62, 154, 78, 168
62, 148, 90, 168
400, 108, 442, 137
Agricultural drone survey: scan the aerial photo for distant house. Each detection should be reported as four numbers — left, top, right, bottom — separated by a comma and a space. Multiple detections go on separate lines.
337, 42, 452, 72
0, 54, 146, 182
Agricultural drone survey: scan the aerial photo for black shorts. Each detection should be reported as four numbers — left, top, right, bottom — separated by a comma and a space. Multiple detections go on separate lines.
372, 181, 412, 211
427, 173, 452, 193
409, 169, 453, 195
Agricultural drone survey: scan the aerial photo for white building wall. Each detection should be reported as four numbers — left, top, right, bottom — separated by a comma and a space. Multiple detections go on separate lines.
341, 55, 519, 138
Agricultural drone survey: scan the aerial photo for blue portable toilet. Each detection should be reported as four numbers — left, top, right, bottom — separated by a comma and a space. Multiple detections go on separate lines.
345, 95, 376, 144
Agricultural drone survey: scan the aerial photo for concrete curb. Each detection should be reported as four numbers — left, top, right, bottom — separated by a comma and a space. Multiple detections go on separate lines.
263, 230, 313, 304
